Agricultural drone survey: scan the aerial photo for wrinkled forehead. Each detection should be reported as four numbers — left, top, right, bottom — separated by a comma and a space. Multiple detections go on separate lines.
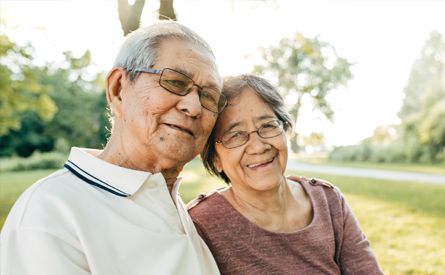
158, 37, 222, 89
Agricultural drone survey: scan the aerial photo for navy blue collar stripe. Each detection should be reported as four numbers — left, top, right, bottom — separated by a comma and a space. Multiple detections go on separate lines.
63, 162, 130, 197
66, 160, 128, 195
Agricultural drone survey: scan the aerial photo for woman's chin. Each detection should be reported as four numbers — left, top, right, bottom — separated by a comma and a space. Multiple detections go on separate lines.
244, 173, 286, 192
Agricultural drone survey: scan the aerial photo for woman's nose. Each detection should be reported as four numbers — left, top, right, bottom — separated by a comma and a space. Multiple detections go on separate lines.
245, 133, 271, 155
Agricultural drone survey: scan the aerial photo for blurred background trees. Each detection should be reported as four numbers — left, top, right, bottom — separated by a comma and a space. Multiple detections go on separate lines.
330, 30, 445, 164
253, 32, 354, 152
0, 28, 110, 158
0, 32, 57, 136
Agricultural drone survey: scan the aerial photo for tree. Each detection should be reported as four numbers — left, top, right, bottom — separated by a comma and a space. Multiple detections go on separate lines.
117, 0, 176, 36
397, 30, 445, 163
253, 32, 354, 151
0, 32, 57, 136
330, 31, 445, 164
0, 46, 110, 157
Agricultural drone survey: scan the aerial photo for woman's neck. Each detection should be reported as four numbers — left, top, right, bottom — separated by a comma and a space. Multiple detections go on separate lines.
220, 177, 312, 233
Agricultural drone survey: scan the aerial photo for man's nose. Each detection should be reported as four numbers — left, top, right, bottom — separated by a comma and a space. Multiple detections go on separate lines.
176, 86, 202, 118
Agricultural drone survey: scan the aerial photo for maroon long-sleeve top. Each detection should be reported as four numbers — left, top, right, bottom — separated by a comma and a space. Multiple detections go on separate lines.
188, 179, 383, 275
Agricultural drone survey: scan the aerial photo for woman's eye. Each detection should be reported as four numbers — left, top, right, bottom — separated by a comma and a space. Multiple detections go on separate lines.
263, 123, 277, 129
226, 132, 242, 141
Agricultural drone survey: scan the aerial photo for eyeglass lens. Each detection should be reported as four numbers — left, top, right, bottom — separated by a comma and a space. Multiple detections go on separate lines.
160, 69, 226, 113
222, 120, 283, 148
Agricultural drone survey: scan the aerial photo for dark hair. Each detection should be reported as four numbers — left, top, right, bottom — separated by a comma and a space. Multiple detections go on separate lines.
201, 74, 293, 184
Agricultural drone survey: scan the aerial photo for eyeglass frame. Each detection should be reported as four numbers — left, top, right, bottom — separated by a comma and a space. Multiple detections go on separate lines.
134, 67, 227, 113
215, 120, 285, 149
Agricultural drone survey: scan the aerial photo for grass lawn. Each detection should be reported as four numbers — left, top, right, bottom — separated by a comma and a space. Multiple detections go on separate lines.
294, 152, 445, 175
1, 158, 444, 274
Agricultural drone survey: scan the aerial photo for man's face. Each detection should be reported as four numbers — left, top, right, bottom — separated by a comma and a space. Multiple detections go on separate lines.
117, 39, 221, 168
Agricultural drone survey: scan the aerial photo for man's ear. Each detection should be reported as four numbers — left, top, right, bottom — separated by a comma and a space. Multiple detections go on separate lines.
213, 155, 223, 173
106, 68, 126, 118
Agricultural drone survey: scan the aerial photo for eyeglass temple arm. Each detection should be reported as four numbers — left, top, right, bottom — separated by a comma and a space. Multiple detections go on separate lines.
134, 68, 162, 74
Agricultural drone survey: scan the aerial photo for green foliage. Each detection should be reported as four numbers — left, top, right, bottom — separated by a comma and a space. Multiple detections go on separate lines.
253, 32, 354, 151
0, 33, 58, 136
0, 31, 110, 157
330, 30, 445, 164
398, 30, 445, 163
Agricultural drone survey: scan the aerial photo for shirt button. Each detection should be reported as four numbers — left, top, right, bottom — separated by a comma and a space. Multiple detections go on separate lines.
147, 181, 157, 189
168, 208, 176, 216
198, 193, 206, 199
310, 178, 317, 184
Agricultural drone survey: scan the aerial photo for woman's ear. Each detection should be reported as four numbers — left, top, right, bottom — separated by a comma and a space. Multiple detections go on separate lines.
213, 155, 223, 173
106, 68, 126, 118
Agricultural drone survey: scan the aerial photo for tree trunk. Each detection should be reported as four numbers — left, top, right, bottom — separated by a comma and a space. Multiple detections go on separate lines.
159, 0, 176, 20
117, 0, 146, 36
290, 134, 300, 153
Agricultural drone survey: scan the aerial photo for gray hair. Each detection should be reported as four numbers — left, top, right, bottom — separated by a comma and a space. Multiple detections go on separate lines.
113, 21, 216, 82
201, 74, 294, 184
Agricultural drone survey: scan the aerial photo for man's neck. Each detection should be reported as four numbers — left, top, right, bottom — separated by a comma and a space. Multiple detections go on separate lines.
97, 137, 185, 196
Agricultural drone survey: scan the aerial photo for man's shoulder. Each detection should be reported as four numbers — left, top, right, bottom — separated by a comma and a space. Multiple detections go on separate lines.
2, 168, 91, 232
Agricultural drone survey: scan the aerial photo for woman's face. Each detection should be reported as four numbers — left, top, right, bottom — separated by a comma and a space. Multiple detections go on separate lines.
213, 88, 288, 192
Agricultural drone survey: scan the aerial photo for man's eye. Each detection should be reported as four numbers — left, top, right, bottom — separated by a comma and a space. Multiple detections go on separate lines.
201, 91, 217, 104
163, 79, 187, 89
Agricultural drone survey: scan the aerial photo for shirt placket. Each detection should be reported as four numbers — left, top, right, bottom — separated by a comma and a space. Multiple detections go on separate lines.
145, 174, 186, 234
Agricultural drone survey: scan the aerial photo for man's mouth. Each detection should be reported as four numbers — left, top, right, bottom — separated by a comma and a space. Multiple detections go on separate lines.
247, 158, 274, 168
165, 124, 194, 137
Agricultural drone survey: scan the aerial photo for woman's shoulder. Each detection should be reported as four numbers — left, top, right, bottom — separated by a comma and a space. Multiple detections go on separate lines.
187, 187, 231, 219
289, 177, 344, 204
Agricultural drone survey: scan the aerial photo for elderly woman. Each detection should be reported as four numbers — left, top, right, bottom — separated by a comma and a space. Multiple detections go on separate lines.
188, 75, 383, 274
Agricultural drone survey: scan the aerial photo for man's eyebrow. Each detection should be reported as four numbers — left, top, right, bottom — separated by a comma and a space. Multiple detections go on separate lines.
174, 68, 193, 78
172, 67, 220, 91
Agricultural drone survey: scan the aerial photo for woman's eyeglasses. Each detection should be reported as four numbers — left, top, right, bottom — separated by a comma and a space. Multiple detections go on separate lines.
215, 120, 284, 149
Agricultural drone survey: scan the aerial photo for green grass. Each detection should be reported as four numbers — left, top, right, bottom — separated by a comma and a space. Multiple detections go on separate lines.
1, 158, 445, 274
294, 152, 445, 175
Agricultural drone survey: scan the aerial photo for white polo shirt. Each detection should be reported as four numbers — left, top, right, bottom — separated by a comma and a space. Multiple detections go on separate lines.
0, 147, 220, 275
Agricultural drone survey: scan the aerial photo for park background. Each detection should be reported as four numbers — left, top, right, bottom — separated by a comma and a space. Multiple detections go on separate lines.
1, 1, 445, 274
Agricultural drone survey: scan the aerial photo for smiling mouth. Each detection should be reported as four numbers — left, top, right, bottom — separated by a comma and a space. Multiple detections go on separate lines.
165, 124, 194, 137
247, 158, 274, 168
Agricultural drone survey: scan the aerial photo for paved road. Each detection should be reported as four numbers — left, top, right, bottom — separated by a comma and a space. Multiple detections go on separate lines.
286, 159, 445, 185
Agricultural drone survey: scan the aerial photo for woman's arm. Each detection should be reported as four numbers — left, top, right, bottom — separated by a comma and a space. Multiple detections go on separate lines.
338, 192, 384, 274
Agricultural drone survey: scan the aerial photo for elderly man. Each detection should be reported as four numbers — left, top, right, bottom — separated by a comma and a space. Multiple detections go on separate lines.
1, 22, 225, 274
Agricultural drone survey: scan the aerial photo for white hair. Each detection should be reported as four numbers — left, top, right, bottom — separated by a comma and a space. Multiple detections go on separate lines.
113, 21, 217, 82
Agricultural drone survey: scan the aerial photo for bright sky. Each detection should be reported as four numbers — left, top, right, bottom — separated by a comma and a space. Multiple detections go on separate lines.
2, 1, 445, 147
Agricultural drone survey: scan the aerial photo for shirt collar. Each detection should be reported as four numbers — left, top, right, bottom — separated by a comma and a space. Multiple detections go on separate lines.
63, 147, 182, 197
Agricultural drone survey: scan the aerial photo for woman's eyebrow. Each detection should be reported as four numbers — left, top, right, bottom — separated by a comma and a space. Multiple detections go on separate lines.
225, 121, 242, 133
255, 115, 277, 122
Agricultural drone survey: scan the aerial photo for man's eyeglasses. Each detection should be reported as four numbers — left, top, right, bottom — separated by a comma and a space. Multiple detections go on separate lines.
215, 120, 284, 149
134, 68, 227, 113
